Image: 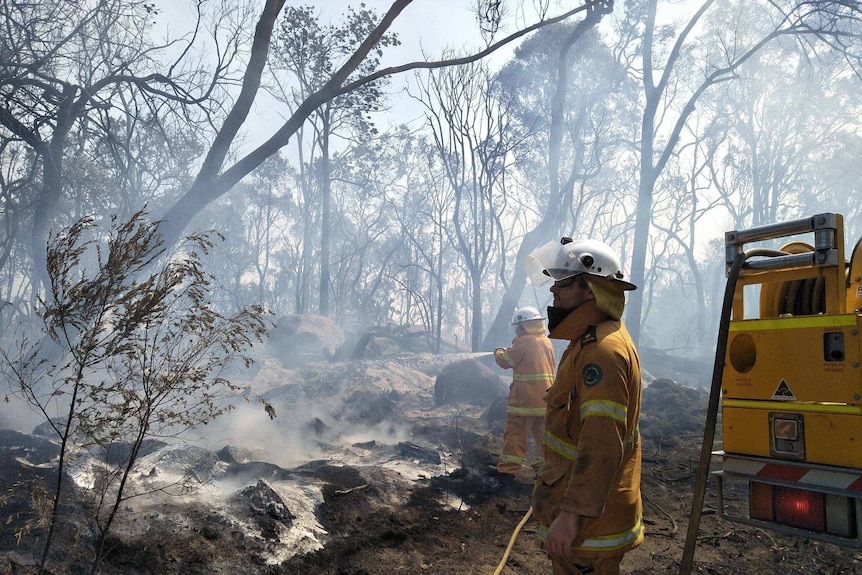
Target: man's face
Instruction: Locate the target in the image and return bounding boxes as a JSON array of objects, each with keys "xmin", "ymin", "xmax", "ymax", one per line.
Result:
[{"xmin": 550, "ymin": 275, "xmax": 594, "ymax": 310}]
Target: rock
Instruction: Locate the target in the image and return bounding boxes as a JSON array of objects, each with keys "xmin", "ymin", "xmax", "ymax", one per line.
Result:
[
  {"xmin": 96, "ymin": 439, "xmax": 167, "ymax": 465},
  {"xmin": 365, "ymin": 335, "xmax": 401, "ymax": 358},
  {"xmin": 306, "ymin": 417, "xmax": 329, "ymax": 436},
  {"xmin": 133, "ymin": 444, "xmax": 221, "ymax": 484},
  {"xmin": 639, "ymin": 347, "xmax": 714, "ymax": 389},
  {"xmin": 32, "ymin": 419, "xmax": 63, "ymax": 437},
  {"xmin": 349, "ymin": 326, "xmax": 435, "ymax": 359},
  {"xmin": 485, "ymin": 396, "xmax": 509, "ymax": 431},
  {"xmin": 396, "ymin": 441, "xmax": 441, "ymax": 465},
  {"xmin": 640, "ymin": 378, "xmax": 709, "ymax": 447},
  {"xmin": 236, "ymin": 479, "xmax": 295, "ymax": 524},
  {"xmin": 434, "ymin": 359, "xmax": 507, "ymax": 406},
  {"xmin": 217, "ymin": 445, "xmax": 266, "ymax": 465},
  {"xmin": 341, "ymin": 390, "xmax": 396, "ymax": 425},
  {"xmin": 267, "ymin": 314, "xmax": 345, "ymax": 368}
]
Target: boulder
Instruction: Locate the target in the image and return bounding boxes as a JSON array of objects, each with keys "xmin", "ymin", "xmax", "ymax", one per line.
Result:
[
  {"xmin": 133, "ymin": 444, "xmax": 221, "ymax": 484},
  {"xmin": 396, "ymin": 441, "xmax": 441, "ymax": 465},
  {"xmin": 32, "ymin": 418, "xmax": 64, "ymax": 438},
  {"xmin": 96, "ymin": 439, "xmax": 167, "ymax": 465},
  {"xmin": 235, "ymin": 479, "xmax": 295, "ymax": 524},
  {"xmin": 217, "ymin": 445, "xmax": 267, "ymax": 465},
  {"xmin": 434, "ymin": 359, "xmax": 507, "ymax": 407},
  {"xmin": 340, "ymin": 390, "xmax": 396, "ymax": 425},
  {"xmin": 267, "ymin": 314, "xmax": 345, "ymax": 368}
]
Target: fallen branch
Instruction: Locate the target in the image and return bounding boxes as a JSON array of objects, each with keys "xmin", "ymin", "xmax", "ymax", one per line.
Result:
[
  {"xmin": 334, "ymin": 484, "xmax": 368, "ymax": 496},
  {"xmin": 643, "ymin": 492, "xmax": 678, "ymax": 535}
]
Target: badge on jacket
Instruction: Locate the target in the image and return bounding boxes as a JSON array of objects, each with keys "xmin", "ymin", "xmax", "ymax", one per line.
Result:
[
  {"xmin": 583, "ymin": 363, "xmax": 603, "ymax": 387},
  {"xmin": 581, "ymin": 325, "xmax": 597, "ymax": 346}
]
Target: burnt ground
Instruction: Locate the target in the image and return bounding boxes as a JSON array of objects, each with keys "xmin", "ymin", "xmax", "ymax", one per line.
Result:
[
  {"xmin": 269, "ymin": 379, "xmax": 862, "ymax": 575},
  {"xmin": 3, "ymin": 367, "xmax": 862, "ymax": 574}
]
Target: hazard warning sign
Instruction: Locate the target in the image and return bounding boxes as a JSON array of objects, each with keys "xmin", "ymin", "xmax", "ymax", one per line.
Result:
[{"xmin": 771, "ymin": 379, "xmax": 796, "ymax": 401}]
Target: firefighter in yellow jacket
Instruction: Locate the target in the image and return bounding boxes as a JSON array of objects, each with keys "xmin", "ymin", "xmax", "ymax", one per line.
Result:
[
  {"xmin": 525, "ymin": 237, "xmax": 643, "ymax": 575},
  {"xmin": 492, "ymin": 306, "xmax": 556, "ymax": 477}
]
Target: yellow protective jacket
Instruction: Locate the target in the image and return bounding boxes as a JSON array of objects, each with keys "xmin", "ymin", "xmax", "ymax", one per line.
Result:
[
  {"xmin": 494, "ymin": 333, "xmax": 556, "ymax": 416},
  {"xmin": 532, "ymin": 299, "xmax": 643, "ymax": 557}
]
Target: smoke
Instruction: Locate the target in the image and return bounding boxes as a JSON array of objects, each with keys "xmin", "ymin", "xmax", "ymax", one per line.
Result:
[
  {"xmin": 211, "ymin": 402, "xmax": 323, "ymax": 468},
  {"xmin": 196, "ymin": 397, "xmax": 412, "ymax": 470},
  {"xmin": 0, "ymin": 393, "xmax": 44, "ymax": 434}
]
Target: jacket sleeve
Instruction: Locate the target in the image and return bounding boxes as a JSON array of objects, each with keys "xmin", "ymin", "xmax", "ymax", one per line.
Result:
[
  {"xmin": 495, "ymin": 336, "xmax": 523, "ymax": 369},
  {"xmin": 560, "ymin": 341, "xmax": 631, "ymax": 518}
]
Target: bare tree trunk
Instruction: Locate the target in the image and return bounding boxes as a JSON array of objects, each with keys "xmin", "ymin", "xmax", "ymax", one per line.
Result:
[
  {"xmin": 319, "ymin": 117, "xmax": 332, "ymax": 317},
  {"xmin": 482, "ymin": 3, "xmax": 612, "ymax": 349}
]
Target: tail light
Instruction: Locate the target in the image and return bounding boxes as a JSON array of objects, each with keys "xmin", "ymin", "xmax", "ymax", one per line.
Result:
[
  {"xmin": 749, "ymin": 481, "xmax": 856, "ymax": 538},
  {"xmin": 774, "ymin": 487, "xmax": 824, "ymax": 531}
]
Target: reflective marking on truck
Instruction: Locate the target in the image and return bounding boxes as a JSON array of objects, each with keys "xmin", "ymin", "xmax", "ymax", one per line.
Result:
[
  {"xmin": 723, "ymin": 455, "xmax": 862, "ymax": 492},
  {"xmin": 722, "ymin": 399, "xmax": 862, "ymax": 415},
  {"xmin": 728, "ymin": 315, "xmax": 857, "ymax": 331}
]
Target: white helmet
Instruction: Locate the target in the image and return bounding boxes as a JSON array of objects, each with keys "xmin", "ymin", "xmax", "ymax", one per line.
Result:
[
  {"xmin": 525, "ymin": 238, "xmax": 636, "ymax": 291},
  {"xmin": 510, "ymin": 305, "xmax": 545, "ymax": 325}
]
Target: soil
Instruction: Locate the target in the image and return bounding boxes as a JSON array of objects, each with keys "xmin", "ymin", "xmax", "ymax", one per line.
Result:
[{"xmin": 2, "ymin": 353, "xmax": 862, "ymax": 575}]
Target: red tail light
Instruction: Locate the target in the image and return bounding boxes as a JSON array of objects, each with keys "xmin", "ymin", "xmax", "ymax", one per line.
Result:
[{"xmin": 774, "ymin": 486, "xmax": 825, "ymax": 532}]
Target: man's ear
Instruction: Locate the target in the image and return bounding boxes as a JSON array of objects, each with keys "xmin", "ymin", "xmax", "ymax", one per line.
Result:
[{"xmin": 580, "ymin": 278, "xmax": 595, "ymax": 299}]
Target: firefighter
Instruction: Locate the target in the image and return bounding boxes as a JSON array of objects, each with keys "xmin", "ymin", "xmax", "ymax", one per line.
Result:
[
  {"xmin": 525, "ymin": 237, "xmax": 643, "ymax": 575},
  {"xmin": 492, "ymin": 306, "xmax": 556, "ymax": 479}
]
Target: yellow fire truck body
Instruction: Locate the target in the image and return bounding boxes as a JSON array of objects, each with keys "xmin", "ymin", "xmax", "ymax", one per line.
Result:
[{"xmin": 714, "ymin": 213, "xmax": 862, "ymax": 546}]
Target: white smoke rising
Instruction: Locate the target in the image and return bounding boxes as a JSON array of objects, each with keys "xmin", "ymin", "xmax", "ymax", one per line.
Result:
[{"xmin": 205, "ymin": 398, "xmax": 414, "ymax": 470}]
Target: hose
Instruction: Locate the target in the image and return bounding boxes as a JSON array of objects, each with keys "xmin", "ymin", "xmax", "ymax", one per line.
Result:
[{"xmin": 492, "ymin": 506, "xmax": 533, "ymax": 575}]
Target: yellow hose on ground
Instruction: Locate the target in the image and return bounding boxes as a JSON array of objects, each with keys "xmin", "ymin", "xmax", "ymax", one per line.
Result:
[{"xmin": 492, "ymin": 506, "xmax": 533, "ymax": 575}]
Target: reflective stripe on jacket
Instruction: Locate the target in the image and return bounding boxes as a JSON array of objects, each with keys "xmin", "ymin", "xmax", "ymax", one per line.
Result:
[
  {"xmin": 494, "ymin": 332, "xmax": 556, "ymax": 413},
  {"xmin": 532, "ymin": 299, "xmax": 643, "ymax": 558}
]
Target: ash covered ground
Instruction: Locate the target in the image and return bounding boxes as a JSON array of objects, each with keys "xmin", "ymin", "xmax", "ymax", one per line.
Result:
[{"xmin": 2, "ymin": 319, "xmax": 860, "ymax": 574}]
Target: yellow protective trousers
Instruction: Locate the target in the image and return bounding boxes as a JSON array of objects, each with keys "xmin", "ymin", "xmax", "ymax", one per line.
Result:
[{"xmin": 497, "ymin": 413, "xmax": 544, "ymax": 474}]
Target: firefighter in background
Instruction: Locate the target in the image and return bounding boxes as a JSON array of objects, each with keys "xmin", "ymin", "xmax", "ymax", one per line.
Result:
[
  {"xmin": 525, "ymin": 238, "xmax": 643, "ymax": 575},
  {"xmin": 492, "ymin": 306, "xmax": 556, "ymax": 479}
]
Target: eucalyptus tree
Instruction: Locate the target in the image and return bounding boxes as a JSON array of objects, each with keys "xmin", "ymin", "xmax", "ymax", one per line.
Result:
[
  {"xmin": 646, "ymin": 120, "xmax": 723, "ymax": 349},
  {"xmin": 388, "ymin": 136, "xmax": 457, "ymax": 353},
  {"xmin": 703, "ymin": 38, "xmax": 862, "ymax": 229},
  {"xmin": 0, "ymin": 0, "xmax": 622, "ymax": 318},
  {"xmin": 204, "ymin": 154, "xmax": 292, "ymax": 311},
  {"xmin": 241, "ymin": 153, "xmax": 292, "ymax": 308},
  {"xmin": 414, "ymin": 59, "xmax": 520, "ymax": 351},
  {"xmin": 327, "ymin": 132, "xmax": 409, "ymax": 327},
  {"xmin": 481, "ymin": 7, "xmax": 628, "ymax": 350},
  {"xmin": 269, "ymin": 4, "xmax": 398, "ymax": 318},
  {"xmin": 0, "ymin": 0, "xmax": 235, "ymax": 294},
  {"xmin": 154, "ymin": 0, "xmax": 622, "ymax": 282},
  {"xmin": 807, "ymin": 132, "xmax": 862, "ymax": 240},
  {"xmin": 0, "ymin": 139, "xmax": 34, "ymax": 320},
  {"xmin": 617, "ymin": 0, "xmax": 862, "ymax": 345},
  {"xmin": 273, "ymin": 161, "xmax": 319, "ymax": 315},
  {"xmin": 645, "ymin": 6, "xmax": 862, "ymax": 351}
]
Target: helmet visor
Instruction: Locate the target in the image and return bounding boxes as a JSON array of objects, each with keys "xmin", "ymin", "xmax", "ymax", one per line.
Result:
[{"xmin": 524, "ymin": 240, "xmax": 588, "ymax": 286}]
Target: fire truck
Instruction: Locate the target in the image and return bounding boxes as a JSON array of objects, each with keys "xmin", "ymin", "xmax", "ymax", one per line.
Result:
[{"xmin": 681, "ymin": 213, "xmax": 862, "ymax": 573}]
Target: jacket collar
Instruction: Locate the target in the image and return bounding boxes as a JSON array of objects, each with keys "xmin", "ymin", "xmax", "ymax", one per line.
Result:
[{"xmin": 547, "ymin": 299, "xmax": 609, "ymax": 341}]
